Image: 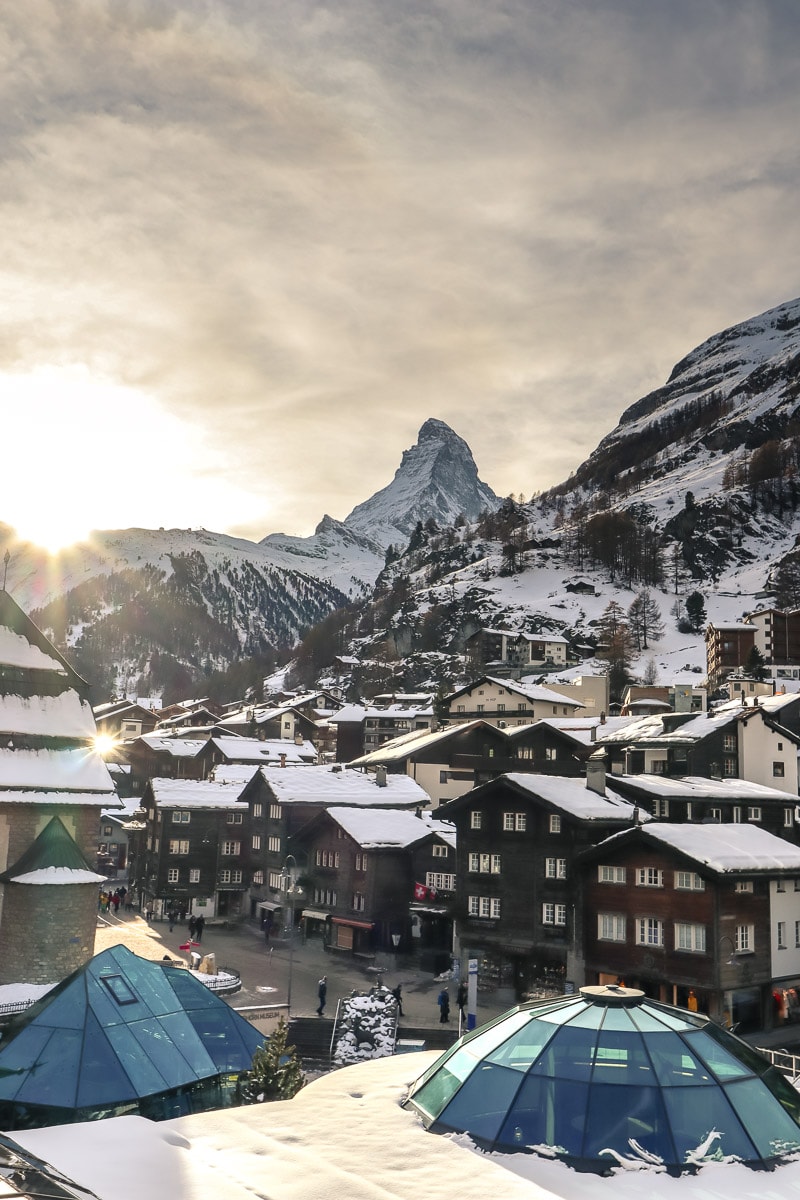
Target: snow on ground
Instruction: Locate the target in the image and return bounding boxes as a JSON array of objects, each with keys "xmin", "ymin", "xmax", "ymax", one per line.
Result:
[{"xmin": 14, "ymin": 1052, "xmax": 800, "ymax": 1200}]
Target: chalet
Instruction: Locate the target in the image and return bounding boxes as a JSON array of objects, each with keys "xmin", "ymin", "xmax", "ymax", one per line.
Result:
[
  {"xmin": 0, "ymin": 588, "xmax": 120, "ymax": 986},
  {"xmin": 465, "ymin": 628, "xmax": 569, "ymax": 672},
  {"xmin": 580, "ymin": 822, "xmax": 800, "ymax": 1033},
  {"xmin": 606, "ymin": 772, "xmax": 800, "ymax": 838},
  {"xmin": 362, "ymin": 695, "xmax": 436, "ymax": 753},
  {"xmin": 136, "ymin": 777, "xmax": 250, "ymax": 922},
  {"xmin": 445, "ymin": 676, "xmax": 584, "ymax": 728},
  {"xmin": 124, "ymin": 735, "xmax": 208, "ymax": 788},
  {"xmin": 194, "ymin": 735, "xmax": 318, "ymax": 777},
  {"xmin": 436, "ymin": 766, "xmax": 640, "ymax": 1004},
  {"xmin": 291, "ymin": 807, "xmax": 456, "ymax": 962},
  {"xmin": 235, "ymin": 764, "xmax": 430, "ymax": 926},
  {"xmin": 93, "ymin": 698, "xmax": 160, "ymax": 741}
]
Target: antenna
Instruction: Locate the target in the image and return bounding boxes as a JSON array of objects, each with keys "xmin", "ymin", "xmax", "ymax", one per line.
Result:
[{"xmin": 2, "ymin": 549, "xmax": 9, "ymax": 591}]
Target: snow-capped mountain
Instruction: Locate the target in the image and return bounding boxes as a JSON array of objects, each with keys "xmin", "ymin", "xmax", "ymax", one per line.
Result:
[{"xmin": 259, "ymin": 418, "xmax": 500, "ymax": 582}]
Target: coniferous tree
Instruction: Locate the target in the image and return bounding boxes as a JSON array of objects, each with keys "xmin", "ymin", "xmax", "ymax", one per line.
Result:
[
  {"xmin": 684, "ymin": 591, "xmax": 707, "ymax": 633},
  {"xmin": 237, "ymin": 1018, "xmax": 305, "ymax": 1104}
]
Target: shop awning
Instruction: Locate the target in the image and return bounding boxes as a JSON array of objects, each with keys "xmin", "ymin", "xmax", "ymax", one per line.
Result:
[
  {"xmin": 302, "ymin": 909, "xmax": 330, "ymax": 922},
  {"xmin": 258, "ymin": 900, "xmax": 283, "ymax": 912},
  {"xmin": 331, "ymin": 917, "xmax": 374, "ymax": 930},
  {"xmin": 409, "ymin": 903, "xmax": 449, "ymax": 915}
]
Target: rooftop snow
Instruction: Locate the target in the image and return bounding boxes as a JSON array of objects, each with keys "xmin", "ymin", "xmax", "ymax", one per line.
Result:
[
  {"xmin": 0, "ymin": 691, "xmax": 97, "ymax": 738},
  {"xmin": 260, "ymin": 764, "xmax": 429, "ymax": 807},
  {"xmin": 613, "ymin": 773, "xmax": 799, "ymax": 802},
  {"xmin": 147, "ymin": 778, "xmax": 248, "ymax": 808},
  {"xmin": 0, "ymin": 747, "xmax": 116, "ymax": 794},
  {"xmin": 630, "ymin": 821, "xmax": 800, "ymax": 873},
  {"xmin": 502, "ymin": 773, "xmax": 642, "ymax": 821},
  {"xmin": 0, "ymin": 625, "xmax": 67, "ymax": 673},
  {"xmin": 324, "ymin": 806, "xmax": 456, "ymax": 849}
]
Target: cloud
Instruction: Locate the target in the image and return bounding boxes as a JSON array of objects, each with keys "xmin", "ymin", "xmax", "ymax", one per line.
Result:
[{"xmin": 1, "ymin": 0, "xmax": 799, "ymax": 539}]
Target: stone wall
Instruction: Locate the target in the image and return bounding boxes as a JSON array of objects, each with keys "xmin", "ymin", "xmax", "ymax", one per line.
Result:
[{"xmin": 0, "ymin": 882, "xmax": 98, "ymax": 985}]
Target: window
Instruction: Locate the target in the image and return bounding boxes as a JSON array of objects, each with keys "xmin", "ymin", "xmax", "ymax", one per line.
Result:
[
  {"xmin": 777, "ymin": 879, "xmax": 786, "ymax": 893},
  {"xmin": 227, "ymin": 812, "xmax": 243, "ymax": 825},
  {"xmin": 270, "ymin": 804, "xmax": 281, "ymax": 819},
  {"xmin": 549, "ymin": 814, "xmax": 562, "ymax": 834},
  {"xmin": 517, "ymin": 703, "xmax": 527, "ymax": 712},
  {"xmin": 432, "ymin": 844, "xmax": 449, "ymax": 858},
  {"xmin": 723, "ymin": 733, "xmax": 736, "ymax": 752},
  {"xmin": 637, "ymin": 918, "xmax": 664, "ymax": 946},
  {"xmin": 723, "ymin": 758, "xmax": 737, "ymax": 777},
  {"xmin": 221, "ymin": 840, "xmax": 241, "ymax": 856},
  {"xmin": 468, "ymin": 896, "xmax": 501, "ymax": 918},
  {"xmin": 352, "ymin": 893, "xmax": 365, "ymax": 911},
  {"xmin": 102, "ymin": 825, "xmax": 113, "ymax": 836},
  {"xmin": 599, "ymin": 865, "xmax": 626, "ymax": 884},
  {"xmin": 427, "ymin": 872, "xmax": 456, "ymax": 891},
  {"xmin": 708, "ymin": 807, "xmax": 722, "ymax": 821},
  {"xmin": 219, "ymin": 869, "xmax": 243, "ymax": 884},
  {"xmin": 653, "ymin": 798, "xmax": 670, "ymax": 818},
  {"xmin": 268, "ymin": 836, "xmax": 281, "ymax": 853},
  {"xmin": 786, "ymin": 809, "xmax": 795, "ymax": 828},
  {"xmin": 497, "ymin": 703, "xmax": 505, "ymax": 712},
  {"xmin": 675, "ymin": 871, "xmax": 705, "ymax": 891},
  {"xmin": 439, "ymin": 770, "xmax": 448, "ymax": 784},
  {"xmin": 252, "ymin": 870, "xmax": 263, "ymax": 885},
  {"xmin": 252, "ymin": 803, "xmax": 263, "ymax": 818},
  {"xmin": 252, "ymin": 834, "xmax": 261, "ymax": 850},
  {"xmin": 470, "ymin": 811, "xmax": 483, "ymax": 830},
  {"xmin": 314, "ymin": 850, "xmax": 340, "ymax": 867},
  {"xmin": 476, "ymin": 704, "xmax": 484, "ymax": 713},
  {"xmin": 189, "ymin": 868, "xmax": 200, "ymax": 883},
  {"xmin": 636, "ymin": 867, "xmax": 663, "ymax": 887},
  {"xmin": 172, "ymin": 812, "xmax": 190, "ymax": 824},
  {"xmin": 167, "ymin": 868, "xmax": 179, "ymax": 883},
  {"xmin": 598, "ymin": 913, "xmax": 625, "ymax": 941},
  {"xmin": 469, "ymin": 853, "xmax": 501, "ymax": 874},
  {"xmin": 675, "ymin": 922, "xmax": 706, "ymax": 952},
  {"xmin": 747, "ymin": 806, "xmax": 762, "ymax": 822},
  {"xmin": 456, "ymin": 705, "xmax": 465, "ymax": 713},
  {"xmin": 774, "ymin": 762, "xmax": 785, "ymax": 778},
  {"xmin": 502, "ymin": 812, "xmax": 527, "ymax": 831},
  {"xmin": 735, "ymin": 924, "xmax": 754, "ymax": 953},
  {"xmin": 268, "ymin": 870, "xmax": 283, "ymax": 889},
  {"xmin": 545, "ymin": 746, "xmax": 558, "ymax": 761},
  {"xmin": 545, "ymin": 857, "xmax": 567, "ymax": 879},
  {"xmin": 355, "ymin": 852, "xmax": 368, "ymax": 871},
  {"xmin": 732, "ymin": 806, "xmax": 742, "ymax": 823},
  {"xmin": 314, "ymin": 888, "xmax": 337, "ymax": 906},
  {"xmin": 778, "ymin": 921, "xmax": 787, "ymax": 949},
  {"xmin": 685, "ymin": 802, "xmax": 694, "ymax": 821},
  {"xmin": 735, "ymin": 880, "xmax": 753, "ymax": 893},
  {"xmin": 169, "ymin": 839, "xmax": 189, "ymax": 855},
  {"xmin": 542, "ymin": 903, "xmax": 567, "ymax": 926}
]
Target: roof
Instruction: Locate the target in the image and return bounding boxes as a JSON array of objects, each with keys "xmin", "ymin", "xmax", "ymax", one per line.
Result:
[
  {"xmin": 0, "ymin": 690, "xmax": 97, "ymax": 738},
  {"xmin": 439, "ymin": 773, "xmax": 641, "ymax": 823},
  {"xmin": 350, "ymin": 720, "xmax": 492, "ymax": 765},
  {"xmin": 449, "ymin": 676, "xmax": 585, "ymax": 708},
  {"xmin": 0, "ymin": 816, "xmax": 104, "ymax": 885},
  {"xmin": 610, "ymin": 773, "xmax": 799, "ymax": 802},
  {"xmin": 206, "ymin": 736, "xmax": 317, "ymax": 763},
  {"xmin": 322, "ymin": 807, "xmax": 456, "ymax": 850},
  {"xmin": 597, "ymin": 821, "xmax": 800, "ymax": 875},
  {"xmin": 146, "ymin": 778, "xmax": 248, "ymax": 808},
  {"xmin": 259, "ymin": 764, "xmax": 429, "ymax": 807},
  {"xmin": 132, "ymin": 736, "xmax": 207, "ymax": 757}
]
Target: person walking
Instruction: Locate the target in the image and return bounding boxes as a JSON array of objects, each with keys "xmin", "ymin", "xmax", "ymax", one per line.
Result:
[
  {"xmin": 317, "ymin": 975, "xmax": 328, "ymax": 1016},
  {"xmin": 456, "ymin": 980, "xmax": 467, "ymax": 1022},
  {"xmin": 188, "ymin": 915, "xmax": 197, "ymax": 939},
  {"xmin": 437, "ymin": 987, "xmax": 450, "ymax": 1023},
  {"xmin": 195, "ymin": 914, "xmax": 205, "ymax": 942},
  {"xmin": 391, "ymin": 983, "xmax": 404, "ymax": 1016}
]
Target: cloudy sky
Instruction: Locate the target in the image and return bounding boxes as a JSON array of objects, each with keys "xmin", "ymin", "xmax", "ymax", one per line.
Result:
[{"xmin": 2, "ymin": 0, "xmax": 799, "ymax": 549}]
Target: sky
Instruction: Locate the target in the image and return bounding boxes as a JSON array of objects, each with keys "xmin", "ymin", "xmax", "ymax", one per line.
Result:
[{"xmin": 2, "ymin": 0, "xmax": 800, "ymax": 551}]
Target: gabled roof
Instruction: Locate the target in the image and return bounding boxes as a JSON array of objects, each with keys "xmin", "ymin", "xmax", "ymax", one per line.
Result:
[
  {"xmin": 588, "ymin": 821, "xmax": 800, "ymax": 876},
  {"xmin": 448, "ymin": 676, "xmax": 584, "ymax": 709},
  {"xmin": 307, "ymin": 806, "xmax": 456, "ymax": 851},
  {"xmin": 349, "ymin": 720, "xmax": 497, "ymax": 766},
  {"xmin": 608, "ymin": 773, "xmax": 799, "ymax": 803},
  {"xmin": 438, "ymin": 772, "xmax": 641, "ymax": 823},
  {"xmin": 257, "ymin": 764, "xmax": 429, "ymax": 808},
  {"xmin": 0, "ymin": 590, "xmax": 83, "ymax": 687},
  {"xmin": 144, "ymin": 778, "xmax": 247, "ymax": 809}
]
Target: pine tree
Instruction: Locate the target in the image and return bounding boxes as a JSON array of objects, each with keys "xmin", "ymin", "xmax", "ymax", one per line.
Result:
[
  {"xmin": 685, "ymin": 591, "xmax": 707, "ymax": 634},
  {"xmin": 237, "ymin": 1018, "xmax": 306, "ymax": 1104}
]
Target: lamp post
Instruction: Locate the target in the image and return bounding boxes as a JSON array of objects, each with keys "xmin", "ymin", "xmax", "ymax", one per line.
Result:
[{"xmin": 282, "ymin": 855, "xmax": 304, "ymax": 1018}]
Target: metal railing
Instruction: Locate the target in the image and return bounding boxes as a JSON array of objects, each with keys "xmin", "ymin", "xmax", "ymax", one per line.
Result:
[{"xmin": 757, "ymin": 1046, "xmax": 800, "ymax": 1081}]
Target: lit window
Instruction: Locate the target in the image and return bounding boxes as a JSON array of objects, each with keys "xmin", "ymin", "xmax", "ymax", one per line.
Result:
[
  {"xmin": 268, "ymin": 837, "xmax": 281, "ymax": 853},
  {"xmin": 252, "ymin": 834, "xmax": 261, "ymax": 850}
]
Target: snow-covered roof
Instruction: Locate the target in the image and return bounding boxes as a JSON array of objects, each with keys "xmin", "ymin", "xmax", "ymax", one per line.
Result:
[
  {"xmin": 351, "ymin": 721, "xmax": 487, "ymax": 765},
  {"xmin": 147, "ymin": 778, "xmax": 248, "ymax": 808},
  {"xmin": 464, "ymin": 676, "xmax": 585, "ymax": 708},
  {"xmin": 0, "ymin": 624, "xmax": 67, "ymax": 673},
  {"xmin": 612, "ymin": 773, "xmax": 799, "ymax": 802},
  {"xmin": 327, "ymin": 704, "xmax": 368, "ymax": 724},
  {"xmin": 208, "ymin": 736, "xmax": 317, "ymax": 763},
  {"xmin": 0, "ymin": 691, "xmax": 97, "ymax": 738},
  {"xmin": 323, "ymin": 806, "xmax": 456, "ymax": 850},
  {"xmin": 11, "ymin": 865, "xmax": 106, "ymax": 885},
  {"xmin": 500, "ymin": 773, "xmax": 642, "ymax": 821},
  {"xmin": 134, "ymin": 736, "xmax": 207, "ymax": 757},
  {"xmin": 259, "ymin": 764, "xmax": 429, "ymax": 807},
  {"xmin": 0, "ymin": 747, "xmax": 117, "ymax": 796},
  {"xmin": 615, "ymin": 821, "xmax": 800, "ymax": 874}
]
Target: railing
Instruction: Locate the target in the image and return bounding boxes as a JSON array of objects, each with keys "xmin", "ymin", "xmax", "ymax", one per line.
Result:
[{"xmin": 757, "ymin": 1046, "xmax": 800, "ymax": 1081}]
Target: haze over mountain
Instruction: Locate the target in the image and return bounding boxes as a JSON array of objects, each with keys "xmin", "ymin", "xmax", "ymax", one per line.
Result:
[{"xmin": 3, "ymin": 294, "xmax": 800, "ymax": 704}]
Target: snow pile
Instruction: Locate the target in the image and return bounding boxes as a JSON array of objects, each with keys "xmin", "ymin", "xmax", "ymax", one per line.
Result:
[{"xmin": 332, "ymin": 987, "xmax": 399, "ymax": 1065}]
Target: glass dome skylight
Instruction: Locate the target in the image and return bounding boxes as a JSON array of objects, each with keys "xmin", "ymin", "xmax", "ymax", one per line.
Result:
[{"xmin": 403, "ymin": 985, "xmax": 800, "ymax": 1173}]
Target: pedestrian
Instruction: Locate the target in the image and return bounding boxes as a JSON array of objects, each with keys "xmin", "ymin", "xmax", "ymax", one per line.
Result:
[
  {"xmin": 456, "ymin": 980, "xmax": 467, "ymax": 1021},
  {"xmin": 317, "ymin": 975, "xmax": 328, "ymax": 1016},
  {"xmin": 168, "ymin": 908, "xmax": 175, "ymax": 932},
  {"xmin": 437, "ymin": 987, "xmax": 450, "ymax": 1024},
  {"xmin": 188, "ymin": 915, "xmax": 197, "ymax": 939},
  {"xmin": 111, "ymin": 891, "xmax": 120, "ymax": 915},
  {"xmin": 195, "ymin": 914, "xmax": 205, "ymax": 942},
  {"xmin": 391, "ymin": 984, "xmax": 404, "ymax": 1016}
]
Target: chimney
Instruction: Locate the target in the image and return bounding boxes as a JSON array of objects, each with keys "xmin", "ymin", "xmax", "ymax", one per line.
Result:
[
  {"xmin": 375, "ymin": 765, "xmax": 387, "ymax": 787},
  {"xmin": 295, "ymin": 733, "xmax": 304, "ymax": 745},
  {"xmin": 585, "ymin": 748, "xmax": 606, "ymax": 796}
]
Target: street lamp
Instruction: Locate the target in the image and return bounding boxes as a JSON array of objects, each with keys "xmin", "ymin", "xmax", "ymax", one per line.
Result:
[{"xmin": 282, "ymin": 855, "xmax": 304, "ymax": 1018}]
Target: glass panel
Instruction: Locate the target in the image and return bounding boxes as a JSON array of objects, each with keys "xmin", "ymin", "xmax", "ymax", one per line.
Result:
[
  {"xmin": 538, "ymin": 999, "xmax": 587, "ymax": 1025},
  {"xmin": 589, "ymin": 1032, "xmax": 654, "ymax": 1085},
  {"xmin": 413, "ymin": 1066, "xmax": 466, "ymax": 1121},
  {"xmin": 683, "ymin": 1031, "xmax": 754, "ymax": 1081},
  {"xmin": 725, "ymin": 1078, "xmax": 800, "ymax": 1159},
  {"xmin": 160, "ymin": 1012, "xmax": 221, "ymax": 1074},
  {"xmin": 629, "ymin": 1007, "xmax": 678, "ymax": 1033},
  {"xmin": 485, "ymin": 1019, "xmax": 557, "ymax": 1072},
  {"xmin": 85, "ymin": 970, "xmax": 136, "ymax": 1027},
  {"xmin": 76, "ymin": 1010, "xmax": 138, "ymax": 1107},
  {"xmin": 0, "ymin": 1026, "xmax": 52, "ymax": 1100},
  {"xmin": 17, "ymin": 1028, "xmax": 82, "ymax": 1108},
  {"xmin": 599, "ymin": 1006, "xmax": 639, "ymax": 1033},
  {"xmin": 105, "ymin": 1023, "xmax": 172, "ymax": 1095},
  {"xmin": 638, "ymin": 1002, "xmax": 699, "ymax": 1031},
  {"xmin": 696, "ymin": 1022, "xmax": 774, "ymax": 1077},
  {"xmin": 458, "ymin": 1010, "xmax": 536, "ymax": 1060},
  {"xmin": 761, "ymin": 1066, "xmax": 800, "ymax": 1125},
  {"xmin": 583, "ymin": 1083, "xmax": 673, "ymax": 1163},
  {"xmin": 126, "ymin": 1017, "xmax": 203, "ymax": 1089},
  {"xmin": 662, "ymin": 1085, "xmax": 756, "ymax": 1163},
  {"xmin": 499, "ymin": 1076, "xmax": 588, "ymax": 1156},
  {"xmin": 438, "ymin": 1063, "xmax": 523, "ymax": 1141},
  {"xmin": 531, "ymin": 1026, "xmax": 599, "ymax": 1080},
  {"xmin": 565, "ymin": 1004, "xmax": 606, "ymax": 1030},
  {"xmin": 34, "ymin": 984, "xmax": 86, "ymax": 1030},
  {"xmin": 646, "ymin": 1033, "xmax": 712, "ymax": 1087},
  {"xmin": 190, "ymin": 1011, "xmax": 255, "ymax": 1072},
  {"xmin": 166, "ymin": 969, "xmax": 219, "ymax": 1011}
]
